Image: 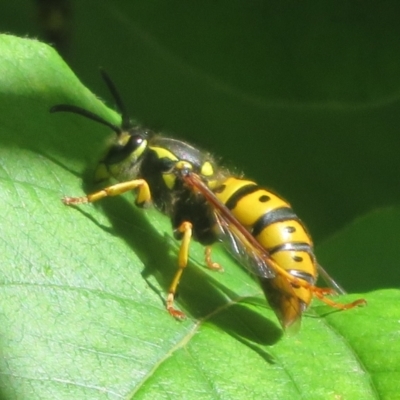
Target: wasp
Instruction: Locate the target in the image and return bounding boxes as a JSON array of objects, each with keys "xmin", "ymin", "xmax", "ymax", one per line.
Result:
[{"xmin": 51, "ymin": 70, "xmax": 366, "ymax": 331}]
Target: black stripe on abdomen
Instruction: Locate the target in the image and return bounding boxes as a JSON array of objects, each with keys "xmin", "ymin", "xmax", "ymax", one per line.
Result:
[
  {"xmin": 252, "ymin": 207, "xmax": 299, "ymax": 237},
  {"xmin": 224, "ymin": 183, "xmax": 259, "ymax": 210}
]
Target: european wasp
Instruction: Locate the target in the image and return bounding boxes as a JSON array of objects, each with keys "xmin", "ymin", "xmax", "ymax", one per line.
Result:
[{"xmin": 51, "ymin": 70, "xmax": 366, "ymax": 331}]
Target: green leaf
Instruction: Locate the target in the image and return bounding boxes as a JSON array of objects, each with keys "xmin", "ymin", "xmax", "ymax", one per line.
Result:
[{"xmin": 1, "ymin": 34, "xmax": 399, "ymax": 400}]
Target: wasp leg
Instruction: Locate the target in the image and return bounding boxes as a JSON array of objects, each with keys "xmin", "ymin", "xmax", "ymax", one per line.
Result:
[
  {"xmin": 167, "ymin": 221, "xmax": 193, "ymax": 319},
  {"xmin": 315, "ymin": 287, "xmax": 337, "ymax": 296},
  {"xmin": 62, "ymin": 179, "xmax": 151, "ymax": 206},
  {"xmin": 204, "ymin": 247, "xmax": 224, "ymax": 271},
  {"xmin": 271, "ymin": 265, "xmax": 367, "ymax": 311},
  {"xmin": 312, "ymin": 289, "xmax": 367, "ymax": 310}
]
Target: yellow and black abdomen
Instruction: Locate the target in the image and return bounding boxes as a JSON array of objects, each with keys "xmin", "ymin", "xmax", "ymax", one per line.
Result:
[{"xmin": 214, "ymin": 177, "xmax": 317, "ymax": 309}]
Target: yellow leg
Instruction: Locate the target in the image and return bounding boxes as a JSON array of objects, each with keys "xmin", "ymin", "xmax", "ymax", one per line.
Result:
[
  {"xmin": 204, "ymin": 247, "xmax": 224, "ymax": 271},
  {"xmin": 316, "ymin": 287, "xmax": 337, "ymax": 296},
  {"xmin": 167, "ymin": 221, "xmax": 193, "ymax": 319},
  {"xmin": 313, "ymin": 289, "xmax": 367, "ymax": 310},
  {"xmin": 62, "ymin": 179, "xmax": 151, "ymax": 206}
]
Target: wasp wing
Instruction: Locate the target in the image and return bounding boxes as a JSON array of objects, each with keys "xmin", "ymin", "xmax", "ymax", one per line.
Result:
[
  {"xmin": 317, "ymin": 263, "xmax": 347, "ymax": 295},
  {"xmin": 183, "ymin": 172, "xmax": 280, "ymax": 278},
  {"xmin": 213, "ymin": 212, "xmax": 276, "ymax": 279},
  {"xmin": 182, "ymin": 172, "xmax": 303, "ymax": 330}
]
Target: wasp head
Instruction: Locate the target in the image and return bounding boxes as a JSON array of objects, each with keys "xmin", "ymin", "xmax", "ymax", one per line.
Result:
[{"xmin": 50, "ymin": 69, "xmax": 153, "ymax": 182}]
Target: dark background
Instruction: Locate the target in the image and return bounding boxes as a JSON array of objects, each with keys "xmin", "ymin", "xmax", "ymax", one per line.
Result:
[{"xmin": 3, "ymin": 0, "xmax": 400, "ymax": 243}]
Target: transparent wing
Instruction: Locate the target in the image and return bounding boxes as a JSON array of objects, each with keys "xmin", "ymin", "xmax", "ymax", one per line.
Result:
[
  {"xmin": 213, "ymin": 212, "xmax": 276, "ymax": 279},
  {"xmin": 317, "ymin": 263, "xmax": 347, "ymax": 295},
  {"xmin": 182, "ymin": 172, "xmax": 280, "ymax": 278},
  {"xmin": 181, "ymin": 171, "xmax": 303, "ymax": 329}
]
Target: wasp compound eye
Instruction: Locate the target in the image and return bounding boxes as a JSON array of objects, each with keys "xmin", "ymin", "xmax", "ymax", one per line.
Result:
[{"xmin": 104, "ymin": 134, "xmax": 147, "ymax": 165}]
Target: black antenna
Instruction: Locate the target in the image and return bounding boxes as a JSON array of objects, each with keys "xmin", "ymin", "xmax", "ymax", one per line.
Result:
[
  {"xmin": 99, "ymin": 68, "xmax": 131, "ymax": 131},
  {"xmin": 50, "ymin": 69, "xmax": 134, "ymax": 136},
  {"xmin": 50, "ymin": 104, "xmax": 122, "ymax": 135}
]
